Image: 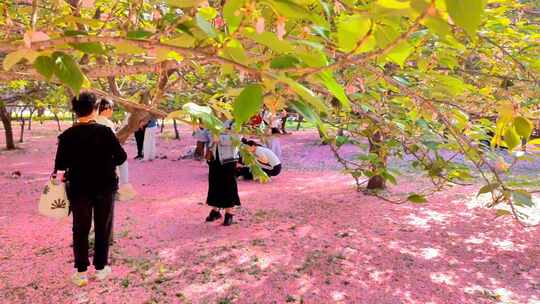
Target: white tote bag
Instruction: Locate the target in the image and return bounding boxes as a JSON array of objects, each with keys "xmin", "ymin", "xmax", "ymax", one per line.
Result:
[{"xmin": 38, "ymin": 179, "xmax": 69, "ymax": 219}]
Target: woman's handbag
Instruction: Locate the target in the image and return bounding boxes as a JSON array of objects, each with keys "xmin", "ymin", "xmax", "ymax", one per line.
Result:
[{"xmin": 38, "ymin": 177, "xmax": 69, "ymax": 219}]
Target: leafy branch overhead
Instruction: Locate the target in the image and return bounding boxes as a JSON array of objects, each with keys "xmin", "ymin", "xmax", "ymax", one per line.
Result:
[{"xmin": 0, "ymin": 0, "xmax": 539, "ymax": 225}]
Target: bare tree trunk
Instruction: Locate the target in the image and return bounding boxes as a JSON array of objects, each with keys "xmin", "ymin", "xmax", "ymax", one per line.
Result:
[
  {"xmin": 366, "ymin": 132, "xmax": 386, "ymax": 190},
  {"xmin": 28, "ymin": 109, "xmax": 35, "ymax": 130},
  {"xmin": 116, "ymin": 90, "xmax": 152, "ymax": 144},
  {"xmin": 53, "ymin": 112, "xmax": 62, "ymax": 131},
  {"xmin": 173, "ymin": 119, "xmax": 180, "ymax": 140},
  {"xmin": 296, "ymin": 115, "xmax": 304, "ymax": 131},
  {"xmin": 19, "ymin": 118, "xmax": 25, "ymax": 143},
  {"xmin": 38, "ymin": 107, "xmax": 45, "ymax": 124},
  {"xmin": 0, "ymin": 103, "xmax": 15, "ymax": 150},
  {"xmin": 160, "ymin": 118, "xmax": 165, "ymax": 133}
]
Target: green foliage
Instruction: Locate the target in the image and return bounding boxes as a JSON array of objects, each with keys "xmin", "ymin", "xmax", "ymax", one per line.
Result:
[
  {"xmin": 444, "ymin": 0, "xmax": 486, "ymax": 37},
  {"xmin": 0, "ymin": 0, "xmax": 538, "ymax": 224},
  {"xmin": 232, "ymin": 84, "xmax": 263, "ymax": 125}
]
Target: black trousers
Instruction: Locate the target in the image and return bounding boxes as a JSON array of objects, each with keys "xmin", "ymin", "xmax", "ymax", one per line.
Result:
[
  {"xmin": 237, "ymin": 164, "xmax": 282, "ymax": 180},
  {"xmin": 134, "ymin": 127, "xmax": 145, "ymax": 157},
  {"xmin": 71, "ymin": 192, "xmax": 115, "ymax": 272}
]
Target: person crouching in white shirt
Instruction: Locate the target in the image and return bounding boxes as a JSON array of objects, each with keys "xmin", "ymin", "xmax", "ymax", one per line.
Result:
[{"xmin": 238, "ymin": 140, "xmax": 282, "ymax": 180}]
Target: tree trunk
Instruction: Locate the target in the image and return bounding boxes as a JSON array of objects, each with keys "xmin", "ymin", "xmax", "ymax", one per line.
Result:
[
  {"xmin": 366, "ymin": 132, "xmax": 386, "ymax": 190},
  {"xmin": 117, "ymin": 109, "xmax": 151, "ymax": 144},
  {"xmin": 19, "ymin": 118, "xmax": 25, "ymax": 143},
  {"xmin": 173, "ymin": 119, "xmax": 180, "ymax": 140},
  {"xmin": 53, "ymin": 112, "xmax": 62, "ymax": 131},
  {"xmin": 296, "ymin": 115, "xmax": 304, "ymax": 131},
  {"xmin": 28, "ymin": 109, "xmax": 34, "ymax": 130},
  {"xmin": 160, "ymin": 118, "xmax": 165, "ymax": 133},
  {"xmin": 38, "ymin": 107, "xmax": 45, "ymax": 124},
  {"xmin": 0, "ymin": 103, "xmax": 15, "ymax": 150}
]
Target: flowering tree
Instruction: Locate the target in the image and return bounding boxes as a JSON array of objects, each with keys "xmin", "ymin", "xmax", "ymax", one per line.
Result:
[{"xmin": 0, "ymin": 0, "xmax": 539, "ymax": 224}]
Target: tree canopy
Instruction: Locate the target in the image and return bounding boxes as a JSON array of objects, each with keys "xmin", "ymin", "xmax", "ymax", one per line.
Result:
[{"xmin": 1, "ymin": 0, "xmax": 539, "ymax": 225}]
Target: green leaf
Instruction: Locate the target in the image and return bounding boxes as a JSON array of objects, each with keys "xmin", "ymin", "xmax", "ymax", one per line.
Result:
[
  {"xmin": 503, "ymin": 127, "xmax": 521, "ymax": 150},
  {"xmin": 64, "ymin": 30, "xmax": 88, "ymax": 36},
  {"xmin": 267, "ymin": 0, "xmax": 327, "ymax": 26},
  {"xmin": 223, "ymin": 0, "xmax": 245, "ymax": 33},
  {"xmin": 296, "ymin": 50, "xmax": 328, "ymax": 67},
  {"xmin": 243, "ymin": 29, "xmax": 295, "ymax": 54},
  {"xmin": 70, "ymin": 42, "xmax": 106, "ymax": 54},
  {"xmin": 289, "ymin": 99, "xmax": 319, "ymax": 123},
  {"xmin": 126, "ymin": 30, "xmax": 153, "ymax": 40},
  {"xmin": 198, "ymin": 7, "xmax": 217, "ymax": 20},
  {"xmin": 3, "ymin": 50, "xmax": 26, "ymax": 71},
  {"xmin": 477, "ymin": 183, "xmax": 500, "ymax": 196},
  {"xmin": 337, "ymin": 15, "xmax": 371, "ymax": 52},
  {"xmin": 386, "ymin": 41, "xmax": 414, "ymax": 67},
  {"xmin": 513, "ymin": 117, "xmax": 533, "ymax": 139},
  {"xmin": 51, "ymin": 52, "xmax": 84, "ymax": 95},
  {"xmin": 167, "ymin": 0, "xmax": 201, "ymax": 8},
  {"xmin": 444, "ymin": 0, "xmax": 486, "ymax": 37},
  {"xmin": 336, "ymin": 135, "xmax": 349, "ymax": 147},
  {"xmin": 316, "ymin": 71, "xmax": 351, "ymax": 112},
  {"xmin": 163, "ymin": 35, "xmax": 196, "ymax": 48},
  {"xmin": 33, "ymin": 56, "xmax": 55, "ymax": 80},
  {"xmin": 407, "ymin": 194, "xmax": 427, "ymax": 204},
  {"xmin": 223, "ymin": 39, "xmax": 248, "ymax": 64},
  {"xmin": 175, "ymin": 103, "xmax": 224, "ymax": 132},
  {"xmin": 278, "ymin": 76, "xmax": 328, "ymax": 113},
  {"xmin": 423, "ymin": 16, "xmax": 451, "ymax": 38},
  {"xmin": 270, "ymin": 55, "xmax": 300, "ymax": 69},
  {"xmin": 195, "ymin": 13, "xmax": 217, "ymax": 38},
  {"xmin": 232, "ymin": 84, "xmax": 263, "ymax": 124},
  {"xmin": 511, "ymin": 190, "xmax": 534, "ymax": 207},
  {"xmin": 115, "ymin": 41, "xmax": 145, "ymax": 54}
]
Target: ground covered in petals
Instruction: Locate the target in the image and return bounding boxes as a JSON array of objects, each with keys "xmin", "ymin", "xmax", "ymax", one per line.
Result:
[{"xmin": 0, "ymin": 123, "xmax": 539, "ymax": 304}]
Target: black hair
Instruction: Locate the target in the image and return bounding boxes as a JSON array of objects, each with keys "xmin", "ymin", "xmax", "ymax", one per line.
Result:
[
  {"xmin": 98, "ymin": 98, "xmax": 114, "ymax": 114},
  {"xmin": 71, "ymin": 92, "xmax": 97, "ymax": 117},
  {"xmin": 244, "ymin": 139, "xmax": 262, "ymax": 147}
]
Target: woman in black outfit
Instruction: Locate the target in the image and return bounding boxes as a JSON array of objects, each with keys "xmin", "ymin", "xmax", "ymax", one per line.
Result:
[
  {"xmin": 54, "ymin": 92, "xmax": 127, "ymax": 286},
  {"xmin": 134, "ymin": 123, "xmax": 146, "ymax": 160},
  {"xmin": 205, "ymin": 121, "xmax": 240, "ymax": 226}
]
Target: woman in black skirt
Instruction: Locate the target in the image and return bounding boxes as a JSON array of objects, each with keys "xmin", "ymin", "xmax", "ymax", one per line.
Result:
[{"xmin": 205, "ymin": 122, "xmax": 240, "ymax": 226}]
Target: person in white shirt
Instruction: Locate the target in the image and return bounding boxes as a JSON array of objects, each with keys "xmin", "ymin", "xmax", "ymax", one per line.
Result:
[
  {"xmin": 263, "ymin": 110, "xmax": 282, "ymax": 134},
  {"xmin": 238, "ymin": 140, "xmax": 282, "ymax": 180},
  {"xmin": 263, "ymin": 127, "xmax": 282, "ymax": 160},
  {"xmin": 96, "ymin": 99, "xmax": 135, "ymax": 201}
]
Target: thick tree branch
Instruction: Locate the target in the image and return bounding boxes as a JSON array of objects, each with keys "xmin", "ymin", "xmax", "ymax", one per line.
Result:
[{"xmin": 0, "ymin": 60, "xmax": 185, "ymax": 81}]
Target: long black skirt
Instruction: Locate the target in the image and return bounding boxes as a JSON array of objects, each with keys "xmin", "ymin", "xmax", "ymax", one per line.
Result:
[{"xmin": 206, "ymin": 151, "xmax": 241, "ymax": 208}]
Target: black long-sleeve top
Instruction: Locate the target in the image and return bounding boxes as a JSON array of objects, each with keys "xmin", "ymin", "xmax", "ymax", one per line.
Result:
[{"xmin": 54, "ymin": 122, "xmax": 127, "ymax": 196}]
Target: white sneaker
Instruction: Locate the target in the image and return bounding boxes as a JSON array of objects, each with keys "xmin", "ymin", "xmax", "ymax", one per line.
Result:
[
  {"xmin": 71, "ymin": 271, "xmax": 88, "ymax": 287},
  {"xmin": 95, "ymin": 266, "xmax": 112, "ymax": 281}
]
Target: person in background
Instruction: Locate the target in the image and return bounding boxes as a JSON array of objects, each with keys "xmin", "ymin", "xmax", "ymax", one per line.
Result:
[
  {"xmin": 193, "ymin": 120, "xmax": 210, "ymax": 161},
  {"xmin": 263, "ymin": 126, "xmax": 282, "ymax": 161},
  {"xmin": 134, "ymin": 122, "xmax": 146, "ymax": 160},
  {"xmin": 263, "ymin": 110, "xmax": 282, "ymax": 135},
  {"xmin": 237, "ymin": 140, "xmax": 282, "ymax": 180},
  {"xmin": 143, "ymin": 117, "xmax": 158, "ymax": 161},
  {"xmin": 53, "ymin": 92, "xmax": 127, "ymax": 286},
  {"xmin": 205, "ymin": 120, "xmax": 240, "ymax": 226},
  {"xmin": 96, "ymin": 99, "xmax": 135, "ymax": 201},
  {"xmin": 95, "ymin": 99, "xmax": 116, "ymax": 130},
  {"xmin": 280, "ymin": 108, "xmax": 290, "ymax": 134}
]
